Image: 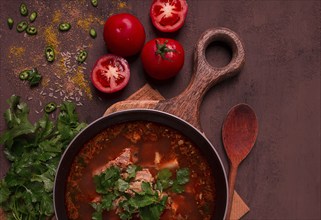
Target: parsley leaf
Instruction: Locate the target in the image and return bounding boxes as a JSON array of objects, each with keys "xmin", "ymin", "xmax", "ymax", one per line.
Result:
[
  {"xmin": 156, "ymin": 168, "xmax": 190, "ymax": 194},
  {"xmin": 139, "ymin": 195, "xmax": 168, "ymax": 220},
  {"xmin": 91, "ymin": 203, "xmax": 103, "ymax": 220},
  {"xmin": 141, "ymin": 182, "xmax": 154, "ymax": 195},
  {"xmin": 129, "ymin": 194, "xmax": 158, "ymax": 208},
  {"xmin": 126, "ymin": 164, "xmax": 141, "ymax": 180},
  {"xmin": 94, "ymin": 166, "xmax": 121, "ymax": 193},
  {"xmin": 172, "ymin": 168, "xmax": 190, "ymax": 193},
  {"xmin": 176, "ymin": 168, "xmax": 190, "ymax": 185},
  {"xmin": 0, "ymin": 95, "xmax": 86, "ymax": 219},
  {"xmin": 116, "ymin": 179, "xmax": 129, "ymax": 192},
  {"xmin": 156, "ymin": 168, "xmax": 173, "ymax": 191},
  {"xmin": 27, "ymin": 68, "xmax": 42, "ymax": 87}
]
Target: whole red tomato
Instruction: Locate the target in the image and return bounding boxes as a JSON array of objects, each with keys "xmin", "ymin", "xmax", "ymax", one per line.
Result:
[
  {"xmin": 150, "ymin": 0, "xmax": 188, "ymax": 32},
  {"xmin": 141, "ymin": 38, "xmax": 185, "ymax": 80},
  {"xmin": 91, "ymin": 54, "xmax": 130, "ymax": 93},
  {"xmin": 103, "ymin": 13, "xmax": 146, "ymax": 57}
]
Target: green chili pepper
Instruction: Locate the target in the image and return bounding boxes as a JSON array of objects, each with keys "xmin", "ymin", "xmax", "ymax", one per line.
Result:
[
  {"xmin": 45, "ymin": 46, "xmax": 55, "ymax": 62},
  {"xmin": 45, "ymin": 102, "xmax": 57, "ymax": 113},
  {"xmin": 7, "ymin": 18, "xmax": 14, "ymax": 30},
  {"xmin": 89, "ymin": 28, "xmax": 97, "ymax": 38},
  {"xmin": 59, "ymin": 22, "xmax": 71, "ymax": 32},
  {"xmin": 16, "ymin": 21, "xmax": 28, "ymax": 33},
  {"xmin": 91, "ymin": 0, "xmax": 98, "ymax": 7},
  {"xmin": 19, "ymin": 70, "xmax": 30, "ymax": 80},
  {"xmin": 20, "ymin": 3, "xmax": 28, "ymax": 16},
  {"xmin": 29, "ymin": 12, "xmax": 37, "ymax": 22},
  {"xmin": 76, "ymin": 50, "xmax": 88, "ymax": 63},
  {"xmin": 18, "ymin": 68, "xmax": 42, "ymax": 86},
  {"xmin": 26, "ymin": 26, "xmax": 37, "ymax": 35}
]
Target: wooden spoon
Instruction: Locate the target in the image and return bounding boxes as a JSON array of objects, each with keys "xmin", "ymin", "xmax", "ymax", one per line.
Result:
[{"xmin": 222, "ymin": 103, "xmax": 258, "ymax": 220}]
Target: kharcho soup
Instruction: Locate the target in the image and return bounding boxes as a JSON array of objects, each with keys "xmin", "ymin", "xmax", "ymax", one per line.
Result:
[{"xmin": 65, "ymin": 121, "xmax": 217, "ymax": 220}]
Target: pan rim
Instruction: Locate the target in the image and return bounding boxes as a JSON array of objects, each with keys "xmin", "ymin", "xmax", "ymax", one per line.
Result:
[{"xmin": 53, "ymin": 108, "xmax": 228, "ymax": 219}]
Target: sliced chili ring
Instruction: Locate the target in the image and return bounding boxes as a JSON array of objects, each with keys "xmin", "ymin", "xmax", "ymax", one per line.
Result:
[
  {"xmin": 16, "ymin": 21, "xmax": 28, "ymax": 33},
  {"xmin": 45, "ymin": 102, "xmax": 57, "ymax": 113},
  {"xmin": 91, "ymin": 0, "xmax": 98, "ymax": 7},
  {"xmin": 29, "ymin": 12, "xmax": 37, "ymax": 22},
  {"xmin": 19, "ymin": 70, "xmax": 30, "ymax": 80},
  {"xmin": 20, "ymin": 3, "xmax": 28, "ymax": 16},
  {"xmin": 26, "ymin": 26, "xmax": 37, "ymax": 35},
  {"xmin": 76, "ymin": 50, "xmax": 88, "ymax": 63},
  {"xmin": 7, "ymin": 18, "xmax": 14, "ymax": 29},
  {"xmin": 59, "ymin": 22, "xmax": 71, "ymax": 31},
  {"xmin": 45, "ymin": 46, "xmax": 55, "ymax": 62},
  {"xmin": 89, "ymin": 28, "xmax": 97, "ymax": 38}
]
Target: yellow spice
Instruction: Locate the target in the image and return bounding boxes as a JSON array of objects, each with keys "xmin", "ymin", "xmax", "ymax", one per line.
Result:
[
  {"xmin": 77, "ymin": 15, "xmax": 104, "ymax": 30},
  {"xmin": 118, "ymin": 1, "xmax": 127, "ymax": 9},
  {"xmin": 9, "ymin": 46, "xmax": 25, "ymax": 58},
  {"xmin": 52, "ymin": 11, "xmax": 62, "ymax": 24},
  {"xmin": 71, "ymin": 66, "xmax": 93, "ymax": 99},
  {"xmin": 44, "ymin": 26, "xmax": 59, "ymax": 49}
]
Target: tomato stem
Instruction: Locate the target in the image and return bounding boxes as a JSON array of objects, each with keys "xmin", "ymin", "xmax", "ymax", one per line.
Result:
[{"xmin": 155, "ymin": 40, "xmax": 176, "ymax": 61}]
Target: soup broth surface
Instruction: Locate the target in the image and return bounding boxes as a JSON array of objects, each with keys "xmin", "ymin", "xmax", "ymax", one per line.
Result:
[{"xmin": 66, "ymin": 121, "xmax": 216, "ymax": 220}]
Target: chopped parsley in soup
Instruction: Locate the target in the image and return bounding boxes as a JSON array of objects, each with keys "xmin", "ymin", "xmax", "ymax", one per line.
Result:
[{"xmin": 65, "ymin": 121, "xmax": 216, "ymax": 220}]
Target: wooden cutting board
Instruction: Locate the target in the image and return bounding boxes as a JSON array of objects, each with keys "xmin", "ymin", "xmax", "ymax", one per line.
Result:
[{"xmin": 104, "ymin": 84, "xmax": 250, "ymax": 219}]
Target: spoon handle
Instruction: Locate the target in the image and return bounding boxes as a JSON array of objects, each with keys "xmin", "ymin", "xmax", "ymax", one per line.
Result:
[{"xmin": 226, "ymin": 163, "xmax": 239, "ymax": 220}]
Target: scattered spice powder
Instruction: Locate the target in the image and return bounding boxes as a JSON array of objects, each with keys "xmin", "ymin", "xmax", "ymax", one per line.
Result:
[
  {"xmin": 9, "ymin": 46, "xmax": 26, "ymax": 58},
  {"xmin": 52, "ymin": 11, "xmax": 62, "ymax": 24},
  {"xmin": 41, "ymin": 77, "xmax": 51, "ymax": 88},
  {"xmin": 77, "ymin": 14, "xmax": 105, "ymax": 31},
  {"xmin": 44, "ymin": 26, "xmax": 60, "ymax": 49},
  {"xmin": 117, "ymin": 1, "xmax": 127, "ymax": 9},
  {"xmin": 8, "ymin": 46, "xmax": 29, "ymax": 74},
  {"xmin": 71, "ymin": 66, "xmax": 93, "ymax": 100},
  {"xmin": 4, "ymin": 0, "xmax": 132, "ymax": 111},
  {"xmin": 107, "ymin": 0, "xmax": 130, "ymax": 16}
]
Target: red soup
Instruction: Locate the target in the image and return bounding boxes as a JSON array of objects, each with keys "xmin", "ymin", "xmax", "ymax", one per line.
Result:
[{"xmin": 65, "ymin": 121, "xmax": 216, "ymax": 220}]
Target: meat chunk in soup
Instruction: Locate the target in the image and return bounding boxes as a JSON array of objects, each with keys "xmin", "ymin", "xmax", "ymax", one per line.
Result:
[
  {"xmin": 92, "ymin": 148, "xmax": 133, "ymax": 176},
  {"xmin": 128, "ymin": 169, "xmax": 154, "ymax": 193}
]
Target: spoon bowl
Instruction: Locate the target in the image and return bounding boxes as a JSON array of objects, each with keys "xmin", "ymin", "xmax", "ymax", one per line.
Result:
[{"xmin": 222, "ymin": 103, "xmax": 258, "ymax": 219}]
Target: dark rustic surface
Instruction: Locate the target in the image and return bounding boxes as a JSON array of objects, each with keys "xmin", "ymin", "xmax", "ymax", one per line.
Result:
[{"xmin": 0, "ymin": 0, "xmax": 320, "ymax": 219}]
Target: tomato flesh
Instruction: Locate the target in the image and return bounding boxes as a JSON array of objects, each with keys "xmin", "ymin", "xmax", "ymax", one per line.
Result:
[
  {"xmin": 150, "ymin": 0, "xmax": 188, "ymax": 32},
  {"xmin": 91, "ymin": 55, "xmax": 130, "ymax": 93}
]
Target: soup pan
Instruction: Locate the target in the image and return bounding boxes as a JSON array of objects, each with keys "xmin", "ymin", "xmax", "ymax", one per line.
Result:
[
  {"xmin": 54, "ymin": 27, "xmax": 245, "ymax": 219},
  {"xmin": 54, "ymin": 109, "xmax": 228, "ymax": 219}
]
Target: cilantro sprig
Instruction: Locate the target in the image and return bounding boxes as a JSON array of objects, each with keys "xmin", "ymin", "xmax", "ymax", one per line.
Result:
[
  {"xmin": 92, "ymin": 165, "xmax": 190, "ymax": 220},
  {"xmin": 0, "ymin": 95, "xmax": 87, "ymax": 219},
  {"xmin": 156, "ymin": 167, "xmax": 190, "ymax": 193}
]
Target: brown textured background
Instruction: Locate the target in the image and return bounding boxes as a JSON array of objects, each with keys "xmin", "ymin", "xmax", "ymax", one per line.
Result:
[{"xmin": 0, "ymin": 0, "xmax": 320, "ymax": 219}]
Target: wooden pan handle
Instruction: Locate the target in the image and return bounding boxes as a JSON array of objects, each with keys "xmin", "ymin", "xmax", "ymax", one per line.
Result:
[
  {"xmin": 157, "ymin": 27, "xmax": 245, "ymax": 129},
  {"xmin": 193, "ymin": 27, "xmax": 245, "ymax": 88}
]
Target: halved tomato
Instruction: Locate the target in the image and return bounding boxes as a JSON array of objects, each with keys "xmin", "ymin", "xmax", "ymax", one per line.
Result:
[
  {"xmin": 150, "ymin": 0, "xmax": 188, "ymax": 33},
  {"xmin": 91, "ymin": 55, "xmax": 130, "ymax": 93}
]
